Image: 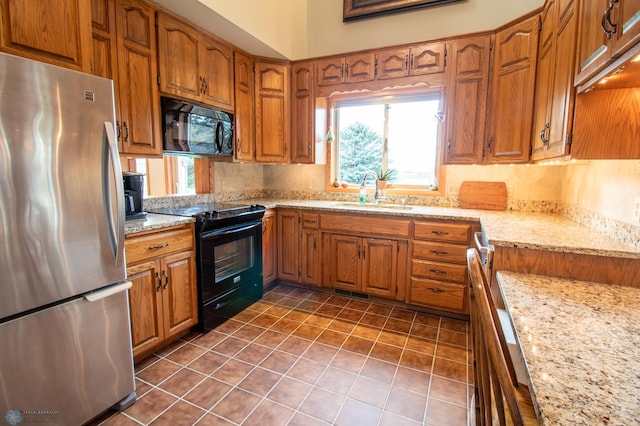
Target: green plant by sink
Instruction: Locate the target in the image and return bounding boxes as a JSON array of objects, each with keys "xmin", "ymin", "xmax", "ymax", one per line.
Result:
[{"xmin": 376, "ymin": 168, "xmax": 397, "ymax": 181}]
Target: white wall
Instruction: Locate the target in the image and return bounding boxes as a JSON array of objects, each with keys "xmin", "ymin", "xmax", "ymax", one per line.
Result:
[
  {"xmin": 305, "ymin": 0, "xmax": 544, "ymax": 58},
  {"xmin": 561, "ymin": 160, "xmax": 640, "ymax": 225},
  {"xmin": 154, "ymin": 0, "xmax": 543, "ymax": 60}
]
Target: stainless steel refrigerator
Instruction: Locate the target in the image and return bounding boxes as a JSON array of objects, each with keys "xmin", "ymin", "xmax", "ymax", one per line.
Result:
[{"xmin": 0, "ymin": 53, "xmax": 136, "ymax": 424}]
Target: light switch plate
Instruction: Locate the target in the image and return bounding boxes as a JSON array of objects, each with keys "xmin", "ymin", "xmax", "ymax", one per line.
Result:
[{"xmin": 633, "ymin": 198, "xmax": 640, "ymax": 222}]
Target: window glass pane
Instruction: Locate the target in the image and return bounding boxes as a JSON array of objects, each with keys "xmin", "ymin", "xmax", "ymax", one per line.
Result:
[
  {"xmin": 175, "ymin": 156, "xmax": 196, "ymax": 194},
  {"xmin": 387, "ymin": 99, "xmax": 440, "ymax": 185},
  {"xmin": 337, "ymin": 104, "xmax": 384, "ymax": 184},
  {"xmin": 134, "ymin": 158, "xmax": 148, "ymax": 197}
]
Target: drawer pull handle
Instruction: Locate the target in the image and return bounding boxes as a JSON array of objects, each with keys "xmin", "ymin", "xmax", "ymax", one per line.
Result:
[
  {"xmin": 432, "ymin": 231, "xmax": 449, "ymax": 236},
  {"xmin": 428, "ymin": 287, "xmax": 445, "ymax": 293},
  {"xmin": 163, "ymin": 270, "xmax": 169, "ymax": 289},
  {"xmin": 429, "ymin": 269, "xmax": 447, "ymax": 275},
  {"xmin": 430, "ymin": 250, "xmax": 449, "ymax": 256},
  {"xmin": 149, "ymin": 243, "xmax": 169, "ymax": 250},
  {"xmin": 155, "ymin": 272, "xmax": 162, "ymax": 292}
]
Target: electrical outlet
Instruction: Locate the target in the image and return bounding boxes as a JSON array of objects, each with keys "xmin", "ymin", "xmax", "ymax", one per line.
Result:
[{"xmin": 634, "ymin": 198, "xmax": 640, "ymax": 222}]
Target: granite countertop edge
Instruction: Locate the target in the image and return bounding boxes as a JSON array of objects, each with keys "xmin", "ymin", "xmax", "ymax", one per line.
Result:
[{"xmin": 124, "ymin": 199, "xmax": 640, "ymax": 259}]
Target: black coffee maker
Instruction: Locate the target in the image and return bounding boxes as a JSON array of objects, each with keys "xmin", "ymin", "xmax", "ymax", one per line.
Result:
[{"xmin": 123, "ymin": 172, "xmax": 147, "ymax": 220}]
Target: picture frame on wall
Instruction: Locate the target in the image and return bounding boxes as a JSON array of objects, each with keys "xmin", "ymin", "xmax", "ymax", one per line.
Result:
[{"xmin": 343, "ymin": 0, "xmax": 464, "ymax": 22}]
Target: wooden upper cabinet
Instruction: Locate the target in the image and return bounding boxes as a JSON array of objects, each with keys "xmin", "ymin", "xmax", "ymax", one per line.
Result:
[
  {"xmin": 157, "ymin": 13, "xmax": 234, "ymax": 111},
  {"xmin": 444, "ymin": 35, "xmax": 491, "ymax": 164},
  {"xmin": 485, "ymin": 14, "xmax": 540, "ymax": 163},
  {"xmin": 0, "ymin": 0, "xmax": 92, "ymax": 72},
  {"xmin": 575, "ymin": 0, "xmax": 640, "ymax": 85},
  {"xmin": 532, "ymin": 0, "xmax": 577, "ymax": 161},
  {"xmin": 234, "ymin": 51, "xmax": 255, "ymax": 162},
  {"xmin": 316, "ymin": 53, "xmax": 375, "ymax": 86},
  {"xmin": 200, "ymin": 35, "xmax": 234, "ymax": 110},
  {"xmin": 255, "ymin": 61, "xmax": 290, "ymax": 163},
  {"xmin": 531, "ymin": 0, "xmax": 558, "ymax": 160},
  {"xmin": 91, "ymin": 0, "xmax": 118, "ymax": 80},
  {"xmin": 92, "ymin": 0, "xmax": 160, "ymax": 156},
  {"xmin": 291, "ymin": 61, "xmax": 315, "ymax": 163},
  {"xmin": 114, "ymin": 0, "xmax": 161, "ymax": 156},
  {"xmin": 377, "ymin": 42, "xmax": 445, "ymax": 80}
]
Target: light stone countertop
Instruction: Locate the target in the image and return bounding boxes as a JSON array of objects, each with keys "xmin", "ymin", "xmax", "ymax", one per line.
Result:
[
  {"xmin": 247, "ymin": 199, "xmax": 640, "ymax": 259},
  {"xmin": 497, "ymin": 271, "xmax": 640, "ymax": 425},
  {"xmin": 125, "ymin": 198, "xmax": 640, "ymax": 259},
  {"xmin": 124, "ymin": 213, "xmax": 194, "ymax": 235}
]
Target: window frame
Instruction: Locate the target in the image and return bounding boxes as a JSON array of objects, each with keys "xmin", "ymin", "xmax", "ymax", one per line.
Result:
[{"xmin": 325, "ymin": 87, "xmax": 447, "ymax": 196}]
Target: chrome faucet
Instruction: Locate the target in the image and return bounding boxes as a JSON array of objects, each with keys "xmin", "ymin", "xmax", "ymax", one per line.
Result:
[{"xmin": 360, "ymin": 171, "xmax": 380, "ymax": 204}]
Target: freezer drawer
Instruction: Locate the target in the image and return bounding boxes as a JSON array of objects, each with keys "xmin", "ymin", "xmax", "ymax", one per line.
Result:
[{"xmin": 0, "ymin": 285, "xmax": 135, "ymax": 425}]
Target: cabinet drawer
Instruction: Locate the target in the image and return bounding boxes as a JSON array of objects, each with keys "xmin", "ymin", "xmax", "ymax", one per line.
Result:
[
  {"xmin": 412, "ymin": 241, "xmax": 467, "ymax": 264},
  {"xmin": 320, "ymin": 213, "xmax": 410, "ymax": 238},
  {"xmin": 302, "ymin": 212, "xmax": 319, "ymax": 229},
  {"xmin": 413, "ymin": 222, "xmax": 470, "ymax": 243},
  {"xmin": 409, "ymin": 278, "xmax": 467, "ymax": 312},
  {"xmin": 125, "ymin": 227, "xmax": 194, "ymax": 264},
  {"xmin": 411, "ymin": 259, "xmax": 467, "ymax": 284}
]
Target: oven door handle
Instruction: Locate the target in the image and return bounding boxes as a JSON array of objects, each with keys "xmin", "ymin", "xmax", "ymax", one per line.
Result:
[{"xmin": 201, "ymin": 222, "xmax": 260, "ymax": 239}]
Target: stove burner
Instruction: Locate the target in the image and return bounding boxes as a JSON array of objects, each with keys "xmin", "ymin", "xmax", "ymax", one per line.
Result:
[{"xmin": 146, "ymin": 203, "xmax": 264, "ymax": 219}]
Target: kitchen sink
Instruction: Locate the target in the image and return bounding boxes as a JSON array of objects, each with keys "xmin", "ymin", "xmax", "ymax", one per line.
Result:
[{"xmin": 330, "ymin": 202, "xmax": 414, "ymax": 210}]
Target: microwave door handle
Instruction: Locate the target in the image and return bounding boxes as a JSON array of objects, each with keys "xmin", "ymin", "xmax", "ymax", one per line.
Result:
[{"xmin": 215, "ymin": 121, "xmax": 223, "ymax": 153}]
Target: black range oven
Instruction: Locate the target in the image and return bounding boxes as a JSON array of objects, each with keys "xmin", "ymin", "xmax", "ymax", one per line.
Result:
[{"xmin": 146, "ymin": 203, "xmax": 265, "ymax": 331}]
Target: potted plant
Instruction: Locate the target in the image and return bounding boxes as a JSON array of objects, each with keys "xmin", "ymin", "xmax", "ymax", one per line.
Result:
[{"xmin": 376, "ymin": 168, "xmax": 396, "ymax": 189}]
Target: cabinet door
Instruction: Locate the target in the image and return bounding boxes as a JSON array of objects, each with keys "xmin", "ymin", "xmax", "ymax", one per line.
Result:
[
  {"xmin": 277, "ymin": 209, "xmax": 299, "ymax": 281},
  {"xmin": 328, "ymin": 234, "xmax": 361, "ymax": 291},
  {"xmin": 376, "ymin": 48, "xmax": 409, "ymax": 80},
  {"xmin": 546, "ymin": 0, "xmax": 577, "ymax": 158},
  {"xmin": 575, "ymin": 0, "xmax": 610, "ymax": 84},
  {"xmin": 444, "ymin": 35, "xmax": 491, "ymax": 164},
  {"xmin": 291, "ymin": 62, "xmax": 315, "ymax": 163},
  {"xmin": 262, "ymin": 210, "xmax": 277, "ymax": 287},
  {"xmin": 161, "ymin": 250, "xmax": 198, "ymax": 339},
  {"xmin": 90, "ymin": 0, "xmax": 120, "ymax": 148},
  {"xmin": 316, "ymin": 58, "xmax": 344, "ymax": 86},
  {"xmin": 345, "ymin": 53, "xmax": 375, "ymax": 83},
  {"xmin": 301, "ymin": 229, "xmax": 321, "ymax": 286},
  {"xmin": 612, "ymin": 0, "xmax": 640, "ymax": 56},
  {"xmin": 201, "ymin": 35, "xmax": 234, "ymax": 110},
  {"xmin": 362, "ymin": 238, "xmax": 397, "ymax": 298},
  {"xmin": 157, "ymin": 13, "xmax": 201, "ymax": 101},
  {"xmin": 127, "ymin": 259, "xmax": 164, "ymax": 359},
  {"xmin": 531, "ymin": 0, "xmax": 557, "ymax": 161},
  {"xmin": 255, "ymin": 61, "xmax": 290, "ymax": 163},
  {"xmin": 409, "ymin": 42, "xmax": 446, "ymax": 75},
  {"xmin": 486, "ymin": 15, "xmax": 539, "ymax": 163},
  {"xmin": 0, "ymin": 0, "xmax": 92, "ymax": 72},
  {"xmin": 115, "ymin": 0, "xmax": 161, "ymax": 156},
  {"xmin": 234, "ymin": 51, "xmax": 255, "ymax": 162},
  {"xmin": 91, "ymin": 0, "xmax": 118, "ymax": 80}
]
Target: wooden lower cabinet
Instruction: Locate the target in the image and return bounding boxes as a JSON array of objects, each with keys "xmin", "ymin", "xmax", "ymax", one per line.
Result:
[
  {"xmin": 262, "ymin": 209, "xmax": 277, "ymax": 287},
  {"xmin": 408, "ymin": 221, "xmax": 472, "ymax": 314},
  {"xmin": 125, "ymin": 224, "xmax": 197, "ymax": 362},
  {"xmin": 277, "ymin": 208, "xmax": 321, "ymax": 286},
  {"xmin": 320, "ymin": 212, "xmax": 410, "ymax": 300},
  {"xmin": 325, "ymin": 234, "xmax": 400, "ymax": 299}
]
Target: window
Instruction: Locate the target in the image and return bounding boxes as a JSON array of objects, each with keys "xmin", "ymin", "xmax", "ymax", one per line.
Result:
[
  {"xmin": 331, "ymin": 91, "xmax": 443, "ymax": 190},
  {"xmin": 133, "ymin": 156, "xmax": 195, "ymax": 196}
]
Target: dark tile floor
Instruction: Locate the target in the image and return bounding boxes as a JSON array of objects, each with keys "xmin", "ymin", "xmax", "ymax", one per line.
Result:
[{"xmin": 97, "ymin": 284, "xmax": 472, "ymax": 425}]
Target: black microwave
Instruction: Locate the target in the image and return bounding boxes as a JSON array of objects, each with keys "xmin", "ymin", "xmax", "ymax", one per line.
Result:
[{"xmin": 161, "ymin": 96, "xmax": 234, "ymax": 156}]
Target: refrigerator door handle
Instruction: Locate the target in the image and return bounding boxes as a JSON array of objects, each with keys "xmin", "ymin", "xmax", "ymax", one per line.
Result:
[
  {"xmin": 103, "ymin": 121, "xmax": 125, "ymax": 264},
  {"xmin": 85, "ymin": 281, "xmax": 132, "ymax": 302}
]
